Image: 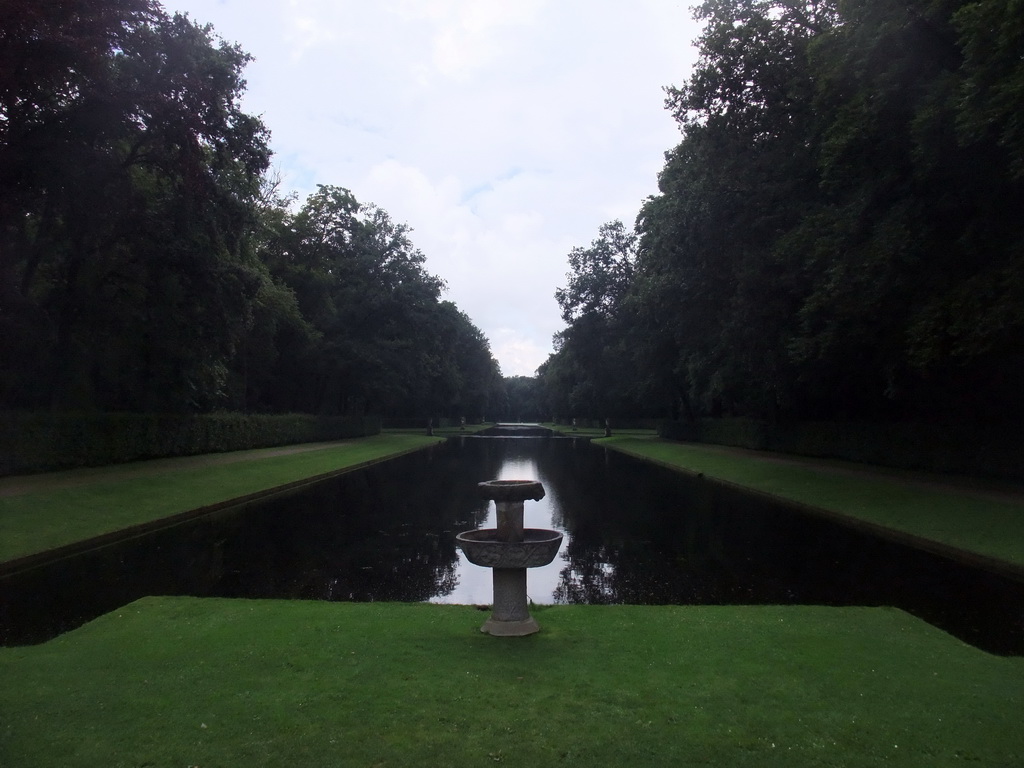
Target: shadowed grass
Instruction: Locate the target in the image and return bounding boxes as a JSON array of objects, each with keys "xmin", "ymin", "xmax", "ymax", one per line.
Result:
[
  {"xmin": 0, "ymin": 434, "xmax": 442, "ymax": 563},
  {"xmin": 599, "ymin": 436, "xmax": 1024, "ymax": 568},
  {"xmin": 1, "ymin": 599, "xmax": 1021, "ymax": 767}
]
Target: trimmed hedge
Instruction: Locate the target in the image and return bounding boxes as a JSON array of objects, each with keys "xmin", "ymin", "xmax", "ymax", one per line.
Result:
[
  {"xmin": 555, "ymin": 418, "xmax": 662, "ymax": 430},
  {"xmin": 380, "ymin": 417, "xmax": 470, "ymax": 429},
  {"xmin": 0, "ymin": 412, "xmax": 381, "ymax": 477},
  {"xmin": 659, "ymin": 418, "xmax": 1024, "ymax": 482}
]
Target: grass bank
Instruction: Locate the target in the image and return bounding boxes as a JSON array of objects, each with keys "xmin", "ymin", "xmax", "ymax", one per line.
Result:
[
  {"xmin": 1, "ymin": 598, "xmax": 1021, "ymax": 767},
  {"xmin": 598, "ymin": 436, "xmax": 1024, "ymax": 570},
  {"xmin": 0, "ymin": 434, "xmax": 442, "ymax": 563}
]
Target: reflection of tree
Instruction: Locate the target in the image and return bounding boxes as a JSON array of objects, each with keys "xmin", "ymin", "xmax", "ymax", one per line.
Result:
[
  {"xmin": 554, "ymin": 542, "xmax": 618, "ymax": 604},
  {"xmin": 213, "ymin": 446, "xmax": 469, "ymax": 602},
  {"xmin": 546, "ymin": 441, "xmax": 785, "ymax": 606}
]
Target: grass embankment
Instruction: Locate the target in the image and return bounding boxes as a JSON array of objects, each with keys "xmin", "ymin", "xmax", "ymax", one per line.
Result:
[
  {"xmin": 598, "ymin": 436, "xmax": 1024, "ymax": 570},
  {"xmin": 1, "ymin": 598, "xmax": 1021, "ymax": 767},
  {"xmin": 0, "ymin": 434, "xmax": 442, "ymax": 564}
]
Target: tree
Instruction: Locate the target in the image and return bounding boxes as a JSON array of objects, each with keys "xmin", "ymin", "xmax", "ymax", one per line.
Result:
[
  {"xmin": 426, "ymin": 303, "xmax": 503, "ymax": 420},
  {"xmin": 631, "ymin": 0, "xmax": 831, "ymax": 419},
  {"xmin": 545, "ymin": 221, "xmax": 656, "ymax": 419},
  {"xmin": 1, "ymin": 2, "xmax": 512, "ymax": 422},
  {"xmin": 954, "ymin": 0, "xmax": 1024, "ymax": 180},
  {"xmin": 501, "ymin": 376, "xmax": 544, "ymax": 422},
  {"xmin": 790, "ymin": 0, "xmax": 1024, "ymax": 420},
  {"xmin": 0, "ymin": 3, "xmax": 271, "ymax": 411},
  {"xmin": 555, "ymin": 220, "xmax": 636, "ymax": 324},
  {"xmin": 260, "ymin": 185, "xmax": 502, "ymax": 418},
  {"xmin": 626, "ymin": 0, "xmax": 1024, "ymax": 423}
]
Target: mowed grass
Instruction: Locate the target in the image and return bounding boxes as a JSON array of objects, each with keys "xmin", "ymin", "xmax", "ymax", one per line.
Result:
[
  {"xmin": 0, "ymin": 434, "xmax": 442, "ymax": 563},
  {"xmin": 1, "ymin": 598, "xmax": 1021, "ymax": 767},
  {"xmin": 599, "ymin": 436, "xmax": 1024, "ymax": 570}
]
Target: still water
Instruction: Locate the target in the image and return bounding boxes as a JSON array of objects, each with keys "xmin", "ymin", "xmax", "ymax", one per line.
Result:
[
  {"xmin": 2, "ymin": 436, "xmax": 1022, "ymax": 652},
  {"xmin": 434, "ymin": 438, "xmax": 570, "ymax": 605}
]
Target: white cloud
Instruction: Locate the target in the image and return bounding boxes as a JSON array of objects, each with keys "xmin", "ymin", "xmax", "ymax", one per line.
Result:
[
  {"xmin": 168, "ymin": 0, "xmax": 700, "ymax": 377},
  {"xmin": 491, "ymin": 329, "xmax": 552, "ymax": 378},
  {"xmin": 284, "ymin": 7, "xmax": 338, "ymax": 61}
]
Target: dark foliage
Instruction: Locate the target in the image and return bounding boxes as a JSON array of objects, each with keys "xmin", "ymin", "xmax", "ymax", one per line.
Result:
[
  {"xmin": 541, "ymin": 0, "xmax": 1024, "ymax": 427},
  {"xmin": 0, "ymin": 1, "xmax": 502, "ymax": 421},
  {"xmin": 0, "ymin": 411, "xmax": 378, "ymax": 476}
]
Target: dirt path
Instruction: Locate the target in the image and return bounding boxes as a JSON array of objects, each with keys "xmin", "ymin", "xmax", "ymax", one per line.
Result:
[{"xmin": 0, "ymin": 441, "xmax": 354, "ymax": 498}]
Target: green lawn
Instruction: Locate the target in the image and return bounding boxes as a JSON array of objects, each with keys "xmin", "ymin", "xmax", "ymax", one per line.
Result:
[
  {"xmin": 599, "ymin": 436, "xmax": 1024, "ymax": 570},
  {"xmin": 0, "ymin": 434, "xmax": 442, "ymax": 563},
  {"xmin": 1, "ymin": 598, "xmax": 1021, "ymax": 767}
]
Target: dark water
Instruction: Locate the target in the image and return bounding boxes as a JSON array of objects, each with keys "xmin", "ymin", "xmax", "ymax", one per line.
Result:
[{"xmin": 2, "ymin": 437, "xmax": 1022, "ymax": 653}]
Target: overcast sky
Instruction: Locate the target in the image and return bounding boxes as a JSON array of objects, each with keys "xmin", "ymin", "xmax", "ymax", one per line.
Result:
[{"xmin": 167, "ymin": 0, "xmax": 701, "ymax": 376}]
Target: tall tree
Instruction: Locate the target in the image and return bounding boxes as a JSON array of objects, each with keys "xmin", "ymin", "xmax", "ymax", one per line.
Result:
[
  {"xmin": 539, "ymin": 0, "xmax": 1024, "ymax": 425},
  {"xmin": 791, "ymin": 0, "xmax": 1024, "ymax": 419},
  {"xmin": 544, "ymin": 221, "xmax": 657, "ymax": 419},
  {"xmin": 262, "ymin": 185, "xmax": 501, "ymax": 418},
  {"xmin": 635, "ymin": 0, "xmax": 829, "ymax": 418},
  {"xmin": 1, "ymin": 2, "xmax": 271, "ymax": 411}
]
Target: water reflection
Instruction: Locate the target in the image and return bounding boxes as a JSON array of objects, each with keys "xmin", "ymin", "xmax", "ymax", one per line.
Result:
[
  {"xmin": 432, "ymin": 439, "xmax": 566, "ymax": 605},
  {"xmin": 2, "ymin": 436, "xmax": 1022, "ymax": 654}
]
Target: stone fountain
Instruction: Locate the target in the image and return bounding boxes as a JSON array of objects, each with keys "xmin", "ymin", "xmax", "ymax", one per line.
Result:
[{"xmin": 455, "ymin": 479, "xmax": 563, "ymax": 636}]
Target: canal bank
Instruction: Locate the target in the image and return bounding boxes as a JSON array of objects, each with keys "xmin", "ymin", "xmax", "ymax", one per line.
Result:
[
  {"xmin": 598, "ymin": 436, "xmax": 1024, "ymax": 574},
  {"xmin": 0, "ymin": 434, "xmax": 445, "ymax": 565}
]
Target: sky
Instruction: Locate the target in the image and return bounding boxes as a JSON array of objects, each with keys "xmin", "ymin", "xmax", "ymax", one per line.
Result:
[{"xmin": 167, "ymin": 0, "xmax": 701, "ymax": 376}]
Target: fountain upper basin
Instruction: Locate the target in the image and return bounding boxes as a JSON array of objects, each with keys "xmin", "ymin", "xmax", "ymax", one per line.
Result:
[
  {"xmin": 455, "ymin": 529, "xmax": 563, "ymax": 569},
  {"xmin": 477, "ymin": 479, "xmax": 545, "ymax": 502}
]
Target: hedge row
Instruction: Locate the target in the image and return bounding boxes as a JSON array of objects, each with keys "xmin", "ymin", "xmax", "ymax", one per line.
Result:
[
  {"xmin": 658, "ymin": 418, "xmax": 1024, "ymax": 482},
  {"xmin": 380, "ymin": 417, "xmax": 471, "ymax": 429},
  {"xmin": 0, "ymin": 412, "xmax": 381, "ymax": 477},
  {"xmin": 555, "ymin": 418, "xmax": 663, "ymax": 430}
]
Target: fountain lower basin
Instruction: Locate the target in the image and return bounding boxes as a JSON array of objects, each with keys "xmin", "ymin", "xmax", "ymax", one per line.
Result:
[{"xmin": 455, "ymin": 529, "xmax": 563, "ymax": 569}]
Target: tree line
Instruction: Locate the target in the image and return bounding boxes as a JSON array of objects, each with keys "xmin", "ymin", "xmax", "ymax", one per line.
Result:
[
  {"xmin": 0, "ymin": 0, "xmax": 503, "ymax": 418},
  {"xmin": 540, "ymin": 0, "xmax": 1023, "ymax": 426}
]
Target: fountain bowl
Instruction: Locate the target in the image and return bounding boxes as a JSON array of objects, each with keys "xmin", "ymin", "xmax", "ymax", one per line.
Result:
[{"xmin": 456, "ymin": 528, "xmax": 563, "ymax": 568}]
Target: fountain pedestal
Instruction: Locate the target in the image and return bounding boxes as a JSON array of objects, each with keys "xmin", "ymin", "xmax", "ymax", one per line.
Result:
[
  {"xmin": 486, "ymin": 568, "xmax": 534, "ymax": 636},
  {"xmin": 455, "ymin": 479, "xmax": 562, "ymax": 636}
]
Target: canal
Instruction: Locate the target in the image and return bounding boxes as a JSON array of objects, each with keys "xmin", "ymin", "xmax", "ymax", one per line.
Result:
[{"xmin": 2, "ymin": 436, "xmax": 1022, "ymax": 653}]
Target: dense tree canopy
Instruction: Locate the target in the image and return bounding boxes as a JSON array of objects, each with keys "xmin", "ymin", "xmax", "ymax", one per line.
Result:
[
  {"xmin": 0, "ymin": 0, "xmax": 501, "ymax": 418},
  {"xmin": 496, "ymin": 376, "xmax": 545, "ymax": 422},
  {"xmin": 541, "ymin": 0, "xmax": 1024, "ymax": 425}
]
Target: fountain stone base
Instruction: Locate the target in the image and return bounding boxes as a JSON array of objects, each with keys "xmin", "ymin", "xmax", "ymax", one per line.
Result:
[
  {"xmin": 455, "ymin": 480, "xmax": 562, "ymax": 637},
  {"xmin": 483, "ymin": 568, "xmax": 539, "ymax": 636}
]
